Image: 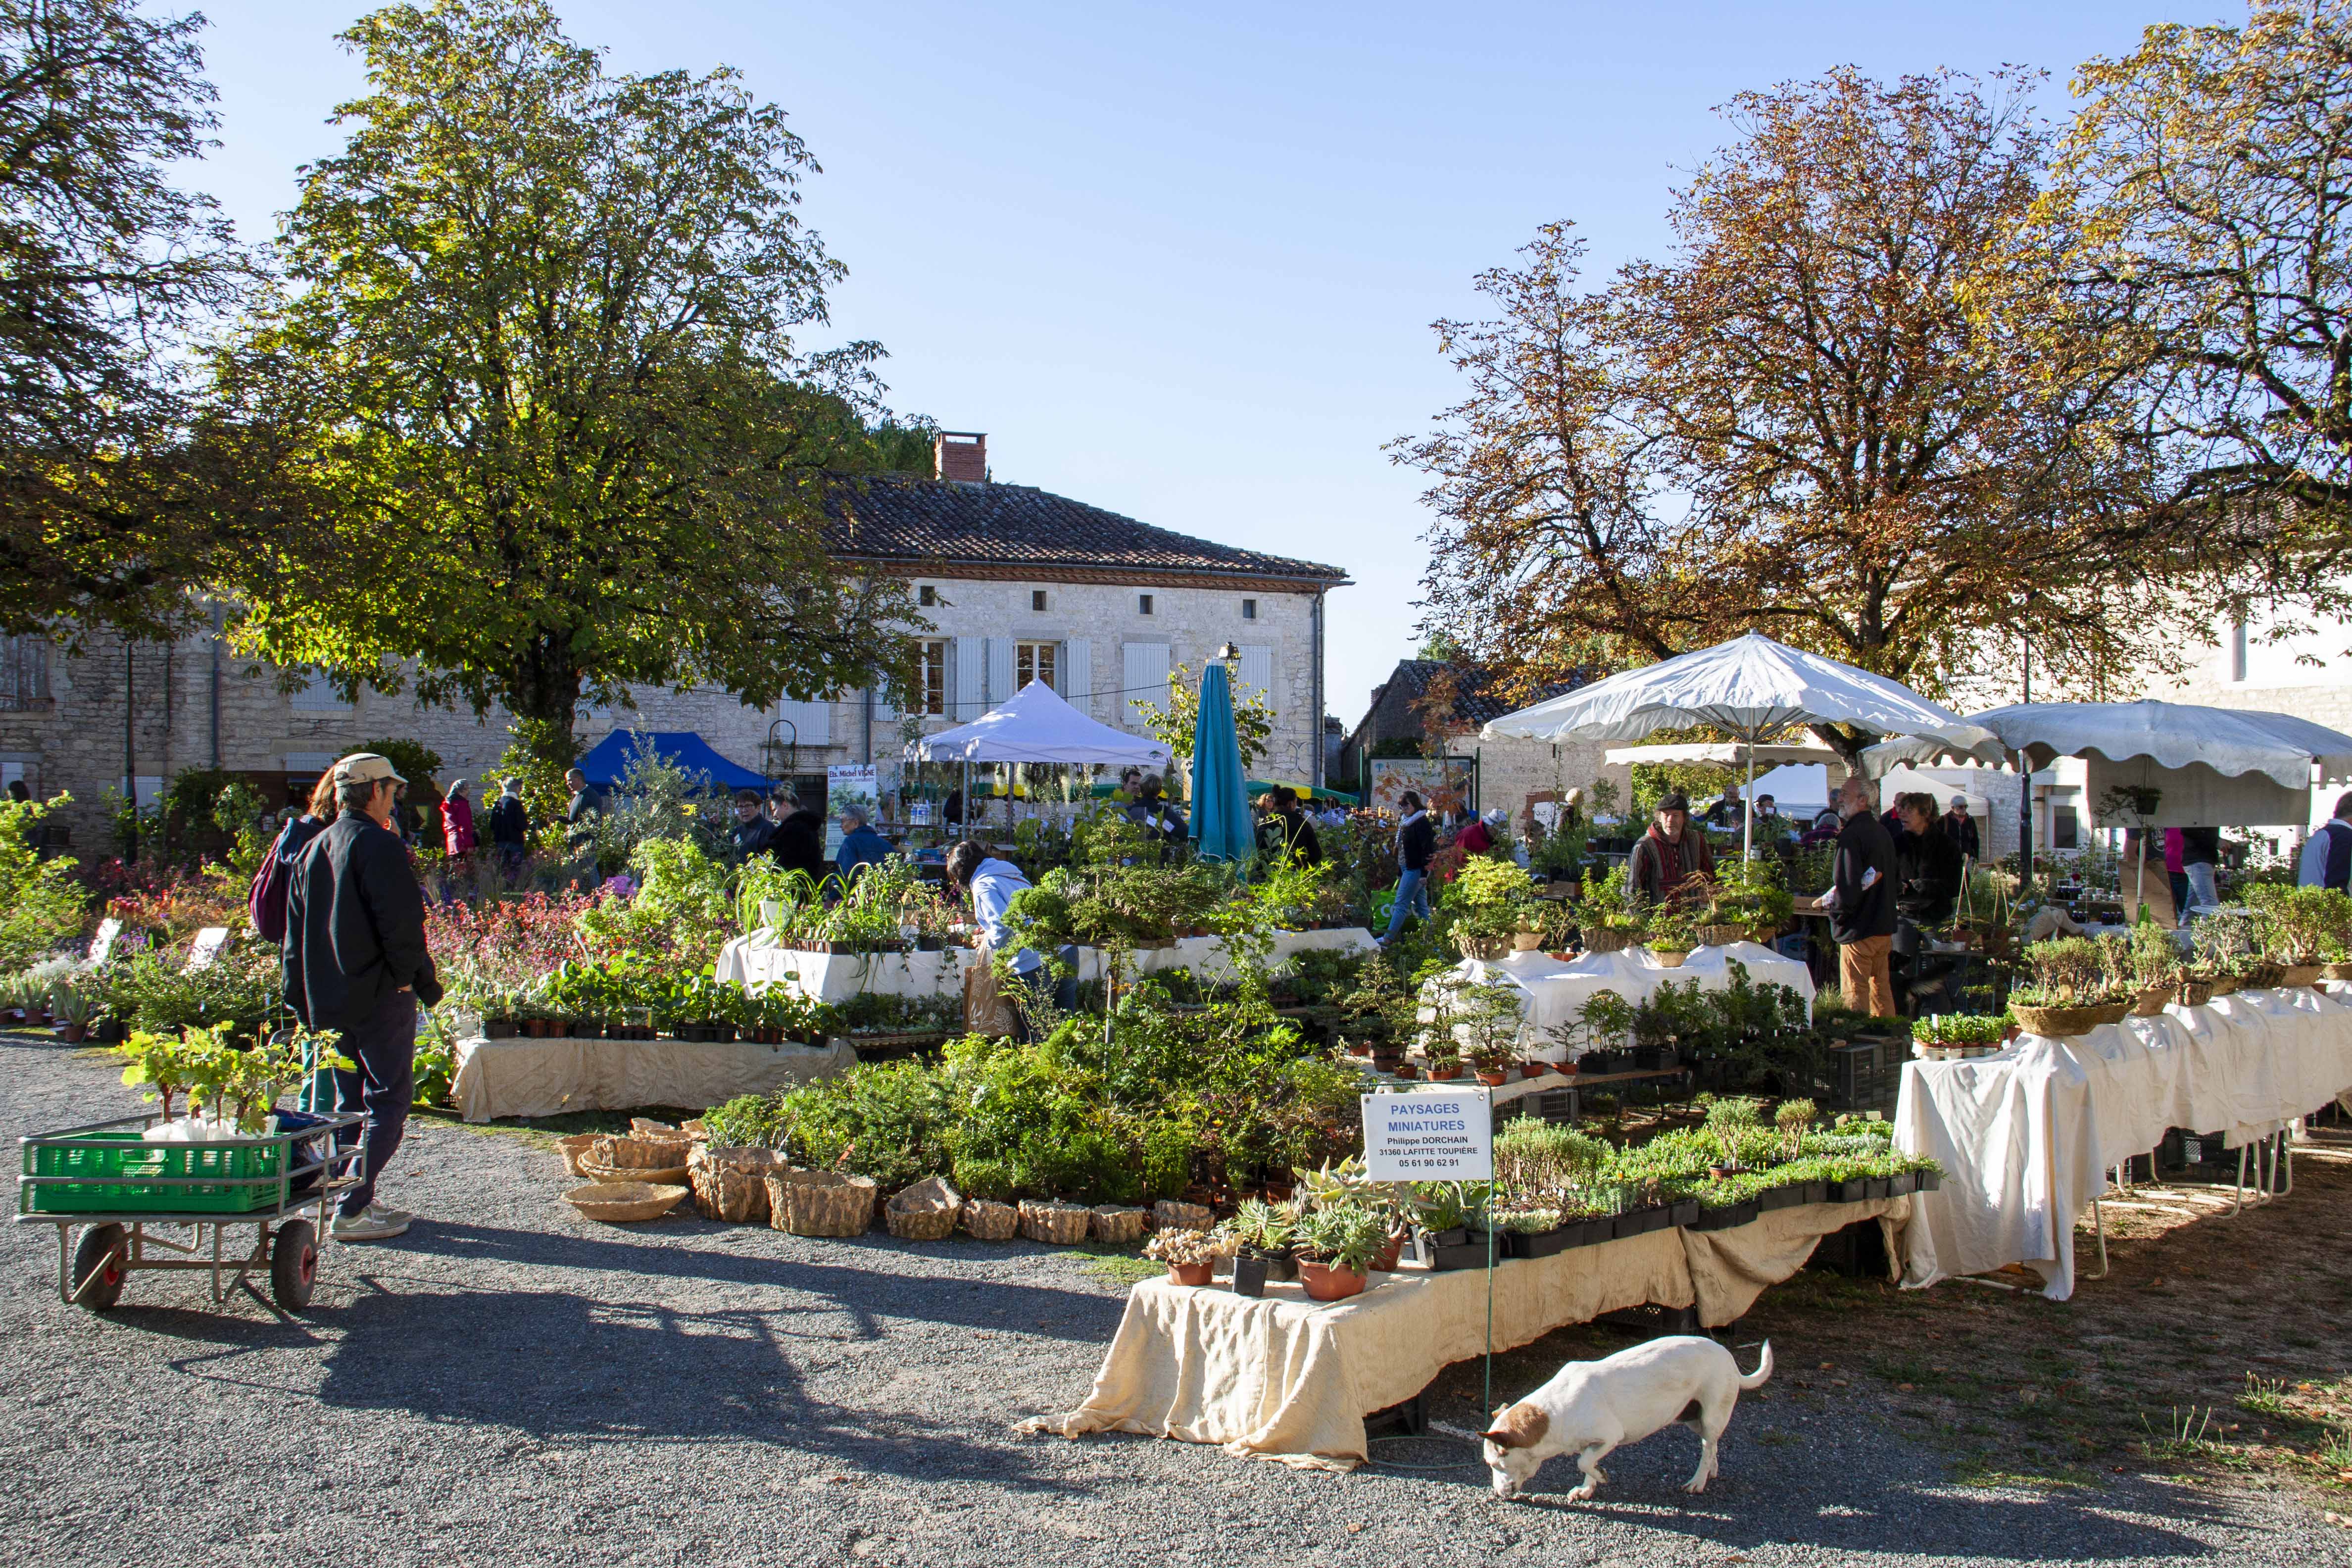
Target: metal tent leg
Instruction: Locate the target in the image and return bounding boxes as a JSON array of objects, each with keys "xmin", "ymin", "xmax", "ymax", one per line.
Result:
[{"xmin": 2083, "ymin": 1197, "xmax": 2109, "ymax": 1280}]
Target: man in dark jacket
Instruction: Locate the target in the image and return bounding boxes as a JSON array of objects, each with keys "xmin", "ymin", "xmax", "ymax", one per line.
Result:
[
  {"xmin": 1257, "ymin": 787, "xmax": 1323, "ymax": 866},
  {"xmin": 1380, "ymin": 791, "xmax": 1437, "ymax": 943},
  {"xmin": 767, "ymin": 788, "xmax": 829, "ymax": 888},
  {"xmin": 1942, "ymin": 795, "xmax": 1981, "ymax": 862},
  {"xmin": 1826, "ymin": 775, "xmax": 1898, "ymax": 1017},
  {"xmin": 487, "ymin": 777, "xmax": 530, "ymax": 873},
  {"xmin": 284, "ymin": 753, "xmax": 444, "ymax": 1242},
  {"xmin": 563, "ymin": 767, "xmax": 601, "ymax": 852},
  {"xmin": 1624, "ymin": 792, "xmax": 1717, "ymax": 908}
]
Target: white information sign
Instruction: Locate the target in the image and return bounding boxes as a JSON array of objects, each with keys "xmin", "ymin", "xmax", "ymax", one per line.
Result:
[
  {"xmin": 185, "ymin": 926, "xmax": 231, "ymax": 971},
  {"xmin": 1361, "ymin": 1087, "xmax": 1493, "ymax": 1181},
  {"xmin": 86, "ymin": 917, "xmax": 122, "ymax": 966}
]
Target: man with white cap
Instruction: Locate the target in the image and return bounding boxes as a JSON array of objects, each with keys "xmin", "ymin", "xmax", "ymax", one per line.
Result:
[
  {"xmin": 1942, "ymin": 795, "xmax": 1981, "ymax": 862},
  {"xmin": 283, "ymin": 752, "xmax": 444, "ymax": 1241}
]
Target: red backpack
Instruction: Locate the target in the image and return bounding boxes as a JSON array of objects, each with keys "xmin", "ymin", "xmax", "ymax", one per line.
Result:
[{"xmin": 248, "ymin": 817, "xmax": 325, "ymax": 943}]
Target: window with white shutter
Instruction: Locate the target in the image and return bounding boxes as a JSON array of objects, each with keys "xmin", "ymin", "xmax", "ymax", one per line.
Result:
[
  {"xmin": 1237, "ymin": 645, "xmax": 1275, "ymax": 718},
  {"xmin": 984, "ymin": 638, "xmax": 1016, "ymax": 708},
  {"xmin": 1064, "ymin": 638, "xmax": 1093, "ymax": 716},
  {"xmin": 0, "ymin": 636, "xmax": 50, "ymax": 710},
  {"xmin": 952, "ymin": 636, "xmax": 985, "ymax": 718},
  {"xmin": 1123, "ymin": 641, "xmax": 1170, "ymax": 731},
  {"xmin": 774, "ymin": 696, "xmax": 831, "ymax": 746}
]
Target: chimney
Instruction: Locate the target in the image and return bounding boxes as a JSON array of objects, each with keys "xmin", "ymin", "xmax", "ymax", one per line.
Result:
[{"xmin": 934, "ymin": 430, "xmax": 987, "ymax": 483}]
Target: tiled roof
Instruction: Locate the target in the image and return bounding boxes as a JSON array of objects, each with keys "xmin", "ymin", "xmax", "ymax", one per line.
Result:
[
  {"xmin": 1378, "ymin": 659, "xmax": 1585, "ymax": 729},
  {"xmin": 824, "ymin": 476, "xmax": 1348, "ymax": 585}
]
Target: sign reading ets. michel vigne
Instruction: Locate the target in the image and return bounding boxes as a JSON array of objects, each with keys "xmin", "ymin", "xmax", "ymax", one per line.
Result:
[{"xmin": 1360, "ymin": 1088, "xmax": 1494, "ymax": 1182}]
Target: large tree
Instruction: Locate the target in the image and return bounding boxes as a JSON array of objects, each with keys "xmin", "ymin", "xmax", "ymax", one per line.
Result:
[
  {"xmin": 0, "ymin": 0, "xmax": 242, "ymax": 637},
  {"xmin": 1396, "ymin": 70, "xmax": 2210, "ymax": 729},
  {"xmin": 2026, "ymin": 0, "xmax": 2352, "ymax": 585},
  {"xmin": 219, "ymin": 0, "xmax": 917, "ymax": 770}
]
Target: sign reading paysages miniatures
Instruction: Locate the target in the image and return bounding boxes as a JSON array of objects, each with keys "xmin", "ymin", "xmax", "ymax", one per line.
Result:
[{"xmin": 1360, "ymin": 1087, "xmax": 1494, "ymax": 1181}]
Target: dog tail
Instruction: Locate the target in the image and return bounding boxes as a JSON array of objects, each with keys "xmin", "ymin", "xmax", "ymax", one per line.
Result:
[{"xmin": 1738, "ymin": 1340, "xmax": 1773, "ymax": 1390}]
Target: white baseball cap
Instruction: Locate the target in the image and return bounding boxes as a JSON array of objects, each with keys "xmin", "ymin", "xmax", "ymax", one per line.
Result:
[{"xmin": 333, "ymin": 752, "xmax": 405, "ymax": 786}]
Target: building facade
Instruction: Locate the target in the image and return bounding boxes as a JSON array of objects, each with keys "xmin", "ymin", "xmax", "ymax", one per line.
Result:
[{"xmin": 0, "ymin": 433, "xmax": 1349, "ymax": 847}]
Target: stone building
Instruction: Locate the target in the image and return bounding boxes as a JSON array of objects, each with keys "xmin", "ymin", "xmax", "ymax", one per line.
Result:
[
  {"xmin": 1343, "ymin": 658, "xmax": 1616, "ymax": 826},
  {"xmin": 0, "ymin": 432, "xmax": 1349, "ymax": 848}
]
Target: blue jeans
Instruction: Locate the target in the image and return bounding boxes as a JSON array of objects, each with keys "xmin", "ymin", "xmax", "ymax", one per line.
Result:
[{"xmin": 1384, "ymin": 868, "xmax": 1431, "ymax": 940}]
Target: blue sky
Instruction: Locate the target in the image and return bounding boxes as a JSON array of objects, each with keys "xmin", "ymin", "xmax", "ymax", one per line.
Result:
[{"xmin": 193, "ymin": 0, "xmax": 2205, "ymax": 722}]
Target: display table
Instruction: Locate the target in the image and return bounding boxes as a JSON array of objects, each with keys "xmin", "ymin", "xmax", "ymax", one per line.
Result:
[
  {"xmin": 1030, "ymin": 1197, "xmax": 1904, "ymax": 1470},
  {"xmin": 1432, "ymin": 943, "xmax": 1817, "ymax": 1060},
  {"xmin": 450, "ymin": 1032, "xmax": 855, "ymax": 1123},
  {"xmin": 712, "ymin": 928, "xmax": 1376, "ymax": 1001},
  {"xmin": 1894, "ymin": 985, "xmax": 2352, "ymax": 1300}
]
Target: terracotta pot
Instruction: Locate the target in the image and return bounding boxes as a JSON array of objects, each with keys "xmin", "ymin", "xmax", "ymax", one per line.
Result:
[
  {"xmin": 1520, "ymin": 1062, "xmax": 1549, "ymax": 1079},
  {"xmin": 1296, "ymin": 1260, "xmax": 1368, "ymax": 1302},
  {"xmin": 1475, "ymin": 1069, "xmax": 1509, "ymax": 1087},
  {"xmin": 1429, "ymin": 1064, "xmax": 1463, "ymax": 1080},
  {"xmin": 1371, "ymin": 1231, "xmax": 1405, "ymax": 1272},
  {"xmin": 57, "ymin": 1023, "xmax": 84, "ymax": 1043},
  {"xmin": 1166, "ymin": 1261, "xmax": 1213, "ymax": 1287},
  {"xmin": 1391, "ymin": 1064, "xmax": 1418, "ymax": 1079}
]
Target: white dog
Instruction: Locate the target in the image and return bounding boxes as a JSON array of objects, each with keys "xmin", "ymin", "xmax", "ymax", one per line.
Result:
[{"xmin": 1481, "ymin": 1335, "xmax": 1773, "ymax": 1501}]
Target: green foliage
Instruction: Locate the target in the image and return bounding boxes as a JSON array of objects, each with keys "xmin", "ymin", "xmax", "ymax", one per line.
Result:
[
  {"xmin": 1630, "ymin": 763, "xmax": 1738, "ymax": 822},
  {"xmin": 97, "ymin": 945, "xmax": 281, "ymax": 1039},
  {"xmin": 765, "ymin": 1060, "xmax": 955, "ymax": 1192},
  {"xmin": 1133, "ymin": 663, "xmax": 1275, "ymax": 771},
  {"xmin": 576, "ymin": 837, "xmax": 737, "ymax": 968},
  {"xmin": 216, "ymin": 0, "xmax": 917, "ymax": 777},
  {"xmin": 587, "ymin": 735, "xmax": 730, "ymax": 875},
  {"xmin": 352, "ymin": 737, "xmax": 444, "ymax": 790},
  {"xmin": 0, "ymin": 796, "xmax": 88, "ymax": 969}
]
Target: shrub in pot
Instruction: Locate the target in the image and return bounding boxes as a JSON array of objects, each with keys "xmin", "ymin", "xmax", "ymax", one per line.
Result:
[
  {"xmin": 1294, "ymin": 1201, "xmax": 1385, "ymax": 1301},
  {"xmin": 1144, "ymin": 1226, "xmax": 1220, "ymax": 1287}
]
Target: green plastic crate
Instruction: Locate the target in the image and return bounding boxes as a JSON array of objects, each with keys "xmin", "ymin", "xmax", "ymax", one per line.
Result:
[{"xmin": 21, "ymin": 1130, "xmax": 288, "ymax": 1215}]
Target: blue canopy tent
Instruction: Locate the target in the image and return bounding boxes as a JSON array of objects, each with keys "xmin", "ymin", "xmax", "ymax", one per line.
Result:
[
  {"xmin": 1191, "ymin": 663, "xmax": 1254, "ymax": 863},
  {"xmin": 575, "ymin": 731, "xmax": 770, "ymax": 792}
]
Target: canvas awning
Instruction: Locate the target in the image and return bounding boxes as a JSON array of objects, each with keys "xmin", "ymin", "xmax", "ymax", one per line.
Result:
[
  {"xmin": 575, "ymin": 731, "xmax": 769, "ymax": 791},
  {"xmin": 906, "ymin": 680, "xmax": 1172, "ymax": 767}
]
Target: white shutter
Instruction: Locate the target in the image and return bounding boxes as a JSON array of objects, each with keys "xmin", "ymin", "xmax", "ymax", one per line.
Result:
[
  {"xmin": 869, "ymin": 684, "xmax": 896, "ymax": 722},
  {"xmin": 985, "ymin": 638, "xmax": 1016, "ymax": 708},
  {"xmin": 1064, "ymin": 638, "xmax": 1092, "ymax": 716},
  {"xmin": 1124, "ymin": 641, "xmax": 1170, "ymax": 731},
  {"xmin": 953, "ymin": 635, "xmax": 986, "ymax": 719},
  {"xmin": 1237, "ymin": 644, "xmax": 1274, "ymax": 718},
  {"xmin": 775, "ymin": 697, "xmax": 830, "ymax": 747}
]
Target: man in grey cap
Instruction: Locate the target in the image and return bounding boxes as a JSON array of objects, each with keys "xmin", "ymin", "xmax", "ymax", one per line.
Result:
[
  {"xmin": 284, "ymin": 752, "xmax": 444, "ymax": 1241},
  {"xmin": 1942, "ymin": 794, "xmax": 1981, "ymax": 862}
]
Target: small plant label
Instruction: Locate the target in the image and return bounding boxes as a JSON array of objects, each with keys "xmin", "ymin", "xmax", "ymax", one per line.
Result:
[
  {"xmin": 87, "ymin": 918, "xmax": 121, "ymax": 966},
  {"xmin": 185, "ymin": 927, "xmax": 231, "ymax": 971},
  {"xmin": 1361, "ymin": 1087, "xmax": 1494, "ymax": 1181}
]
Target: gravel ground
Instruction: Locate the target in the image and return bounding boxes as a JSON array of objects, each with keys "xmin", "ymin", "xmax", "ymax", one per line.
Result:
[{"xmin": 1, "ymin": 1033, "xmax": 2345, "ymax": 1568}]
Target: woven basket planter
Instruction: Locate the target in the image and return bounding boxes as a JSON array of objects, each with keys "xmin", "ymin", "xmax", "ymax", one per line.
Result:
[
  {"xmin": 591, "ymin": 1133, "xmax": 693, "ymax": 1171},
  {"xmin": 556, "ymin": 1133, "xmax": 602, "ymax": 1178},
  {"xmin": 1580, "ymin": 927, "xmax": 1635, "ymax": 955},
  {"xmin": 2011, "ymin": 1003, "xmax": 2108, "ymax": 1039},
  {"xmin": 2324, "ymin": 962, "xmax": 2352, "ymax": 982},
  {"xmin": 764, "ymin": 1170, "xmax": 878, "ymax": 1237},
  {"xmin": 1018, "ymin": 1199, "xmax": 1092, "ymax": 1245},
  {"xmin": 2176, "ymin": 980, "xmax": 2214, "ymax": 1007},
  {"xmin": 1695, "ymin": 924, "xmax": 1745, "ymax": 948},
  {"xmin": 962, "ymin": 1199, "xmax": 1019, "ymax": 1240},
  {"xmin": 885, "ymin": 1175, "xmax": 965, "ymax": 1241},
  {"xmin": 2131, "ymin": 985, "xmax": 2172, "ymax": 1017},
  {"xmin": 1453, "ymin": 931, "xmax": 1511, "ymax": 963},
  {"xmin": 1153, "ymin": 1199, "xmax": 1213, "ymax": 1232},
  {"xmin": 565, "ymin": 1181, "xmax": 689, "ymax": 1224},
  {"xmin": 1089, "ymin": 1205, "xmax": 1148, "ymax": 1245},
  {"xmin": 2209, "ymin": 976, "xmax": 2241, "ymax": 997},
  {"xmin": 1649, "ymin": 947, "xmax": 1691, "ymax": 969},
  {"xmin": 578, "ymin": 1156, "xmax": 690, "ymax": 1186},
  {"xmin": 689, "ymin": 1146, "xmax": 783, "ymax": 1224},
  {"xmin": 2280, "ymin": 963, "xmax": 2325, "ymax": 987},
  {"xmin": 2243, "ymin": 963, "xmax": 2285, "ymax": 990}
]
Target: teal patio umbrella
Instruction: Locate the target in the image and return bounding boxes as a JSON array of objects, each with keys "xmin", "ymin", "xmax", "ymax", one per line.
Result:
[{"xmin": 1191, "ymin": 661, "xmax": 1254, "ymax": 862}]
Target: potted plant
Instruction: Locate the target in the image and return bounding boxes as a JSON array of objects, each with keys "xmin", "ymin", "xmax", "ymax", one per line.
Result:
[
  {"xmin": 48, "ymin": 980, "xmax": 92, "ymax": 1043},
  {"xmin": 1442, "ymin": 859, "xmax": 1540, "ymax": 963},
  {"xmin": 1293, "ymin": 1201, "xmax": 1385, "ymax": 1300},
  {"xmin": 1222, "ymin": 1197, "xmax": 1300, "ymax": 1295},
  {"xmin": 1644, "ymin": 906, "xmax": 1697, "ymax": 968},
  {"xmin": 1144, "ymin": 1226, "xmax": 1221, "ymax": 1287},
  {"xmin": 2009, "ymin": 936, "xmax": 2126, "ymax": 1037},
  {"xmin": 1570, "ymin": 864, "xmax": 1645, "ymax": 954}
]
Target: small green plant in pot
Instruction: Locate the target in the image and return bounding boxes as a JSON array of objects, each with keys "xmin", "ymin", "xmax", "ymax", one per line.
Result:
[
  {"xmin": 1220, "ymin": 1197, "xmax": 1301, "ymax": 1295},
  {"xmin": 1293, "ymin": 1201, "xmax": 1386, "ymax": 1300},
  {"xmin": 1143, "ymin": 1226, "xmax": 1222, "ymax": 1286}
]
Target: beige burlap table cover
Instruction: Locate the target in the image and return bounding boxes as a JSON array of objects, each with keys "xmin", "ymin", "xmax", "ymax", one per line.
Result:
[
  {"xmin": 1028, "ymin": 1198, "xmax": 1905, "ymax": 1470},
  {"xmin": 451, "ymin": 1033, "xmax": 855, "ymax": 1122}
]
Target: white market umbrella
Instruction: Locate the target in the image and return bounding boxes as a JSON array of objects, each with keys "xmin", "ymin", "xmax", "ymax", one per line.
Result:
[
  {"xmin": 1482, "ymin": 632, "xmax": 1999, "ymax": 858},
  {"xmin": 905, "ymin": 678, "xmax": 1172, "ymax": 767},
  {"xmin": 1861, "ymin": 700, "xmax": 2352, "ymax": 790}
]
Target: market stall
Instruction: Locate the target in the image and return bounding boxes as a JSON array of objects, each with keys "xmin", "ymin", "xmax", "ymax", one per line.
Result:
[
  {"xmin": 449, "ymin": 1031, "xmax": 854, "ymax": 1122},
  {"xmin": 1436, "ymin": 942, "xmax": 1817, "ymax": 1059},
  {"xmin": 1032, "ymin": 1197, "xmax": 1907, "ymax": 1470},
  {"xmin": 713, "ymin": 926, "xmax": 1376, "ymax": 1001},
  {"xmin": 1894, "ymin": 984, "xmax": 2352, "ymax": 1299}
]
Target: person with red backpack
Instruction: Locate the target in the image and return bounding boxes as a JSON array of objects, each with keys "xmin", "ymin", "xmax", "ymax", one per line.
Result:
[{"xmin": 249, "ymin": 775, "xmax": 338, "ymax": 943}]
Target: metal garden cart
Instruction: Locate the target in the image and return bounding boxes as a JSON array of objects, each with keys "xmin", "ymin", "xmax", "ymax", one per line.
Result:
[{"xmin": 15, "ymin": 1107, "xmax": 365, "ymax": 1312}]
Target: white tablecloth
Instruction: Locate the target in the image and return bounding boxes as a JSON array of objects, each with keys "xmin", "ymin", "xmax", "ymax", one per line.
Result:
[
  {"xmin": 1430, "ymin": 943, "xmax": 1817, "ymax": 1061},
  {"xmin": 450, "ymin": 1033, "xmax": 855, "ymax": 1122},
  {"xmin": 1894, "ymin": 985, "xmax": 2352, "ymax": 1300},
  {"xmin": 712, "ymin": 927, "xmax": 1375, "ymax": 1000}
]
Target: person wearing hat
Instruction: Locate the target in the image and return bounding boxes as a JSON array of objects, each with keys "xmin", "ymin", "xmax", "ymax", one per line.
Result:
[
  {"xmin": 439, "ymin": 779, "xmax": 477, "ymax": 862},
  {"xmin": 1624, "ymin": 791, "xmax": 1717, "ymax": 908},
  {"xmin": 283, "ymin": 752, "xmax": 444, "ymax": 1242},
  {"xmin": 1942, "ymin": 794, "xmax": 1981, "ymax": 862}
]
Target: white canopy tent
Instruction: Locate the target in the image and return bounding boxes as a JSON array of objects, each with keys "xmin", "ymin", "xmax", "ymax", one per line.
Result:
[
  {"xmin": 905, "ymin": 679, "xmax": 1172, "ymax": 766},
  {"xmin": 1483, "ymin": 633, "xmax": 1999, "ymax": 857}
]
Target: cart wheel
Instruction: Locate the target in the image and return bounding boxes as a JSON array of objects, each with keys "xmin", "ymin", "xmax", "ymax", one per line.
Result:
[
  {"xmin": 70, "ymin": 1224, "xmax": 127, "ymax": 1311},
  {"xmin": 271, "ymin": 1219, "xmax": 318, "ymax": 1311}
]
